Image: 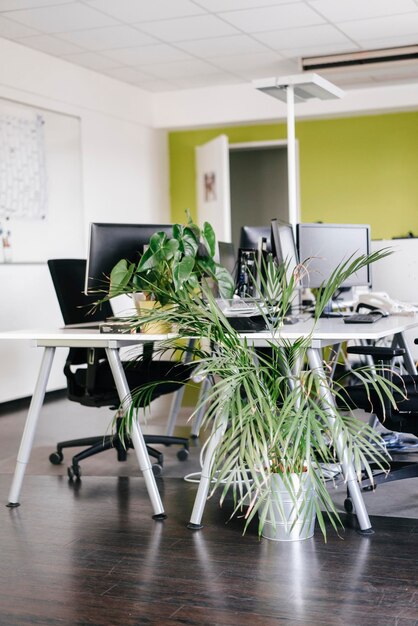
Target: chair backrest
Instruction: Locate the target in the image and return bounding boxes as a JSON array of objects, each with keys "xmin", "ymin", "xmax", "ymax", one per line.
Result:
[
  {"xmin": 48, "ymin": 259, "xmax": 113, "ymax": 325},
  {"xmin": 48, "ymin": 258, "xmax": 114, "ymax": 368}
]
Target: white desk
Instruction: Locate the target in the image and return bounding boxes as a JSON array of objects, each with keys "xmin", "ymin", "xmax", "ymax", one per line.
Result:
[
  {"xmin": 2, "ymin": 316, "xmax": 418, "ymax": 530},
  {"xmin": 187, "ymin": 314, "xmax": 418, "ymax": 534},
  {"xmin": 0, "ymin": 327, "xmax": 176, "ymax": 519}
]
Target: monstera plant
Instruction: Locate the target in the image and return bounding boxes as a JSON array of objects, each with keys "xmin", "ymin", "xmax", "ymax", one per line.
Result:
[{"xmin": 107, "ymin": 211, "xmax": 235, "ymax": 306}]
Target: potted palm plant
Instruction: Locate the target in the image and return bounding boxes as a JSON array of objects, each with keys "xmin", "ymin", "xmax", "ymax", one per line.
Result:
[{"xmin": 106, "ymin": 225, "xmax": 397, "ymax": 541}]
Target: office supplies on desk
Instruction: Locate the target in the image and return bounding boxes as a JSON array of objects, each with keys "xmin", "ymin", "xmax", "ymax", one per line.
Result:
[
  {"xmin": 357, "ymin": 292, "xmax": 418, "ymax": 316},
  {"xmin": 219, "ymin": 297, "xmax": 259, "ymax": 315},
  {"xmin": 344, "ymin": 311, "xmax": 385, "ymax": 324},
  {"xmin": 227, "ymin": 315, "xmax": 268, "ymax": 332}
]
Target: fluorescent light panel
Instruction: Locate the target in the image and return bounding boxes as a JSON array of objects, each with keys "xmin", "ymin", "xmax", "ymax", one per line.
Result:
[{"xmin": 254, "ymin": 72, "xmax": 344, "ymax": 102}]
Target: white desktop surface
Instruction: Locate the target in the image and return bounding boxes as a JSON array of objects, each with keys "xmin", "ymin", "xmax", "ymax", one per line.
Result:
[{"xmin": 1, "ymin": 314, "xmax": 417, "ymax": 347}]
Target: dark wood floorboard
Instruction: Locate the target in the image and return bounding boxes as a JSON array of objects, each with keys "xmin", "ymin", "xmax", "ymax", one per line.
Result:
[
  {"xmin": 1, "ymin": 474, "xmax": 418, "ymax": 626},
  {"xmin": 2, "ymin": 398, "xmax": 418, "ymax": 625}
]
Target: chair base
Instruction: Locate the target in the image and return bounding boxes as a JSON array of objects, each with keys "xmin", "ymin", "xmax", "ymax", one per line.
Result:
[{"xmin": 49, "ymin": 429, "xmax": 189, "ymax": 479}]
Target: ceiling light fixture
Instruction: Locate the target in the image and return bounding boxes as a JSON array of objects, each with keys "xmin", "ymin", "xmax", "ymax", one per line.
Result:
[{"xmin": 253, "ymin": 73, "xmax": 344, "ymax": 227}]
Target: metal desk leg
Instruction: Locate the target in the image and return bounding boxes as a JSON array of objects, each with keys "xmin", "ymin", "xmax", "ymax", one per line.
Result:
[
  {"xmin": 165, "ymin": 386, "xmax": 186, "ymax": 437},
  {"xmin": 393, "ymin": 332, "xmax": 417, "ymax": 375},
  {"xmin": 308, "ymin": 348, "xmax": 373, "ymax": 534},
  {"xmin": 165, "ymin": 338, "xmax": 196, "ymax": 437},
  {"xmin": 191, "ymin": 376, "xmax": 211, "ymax": 439},
  {"xmin": 105, "ymin": 347, "xmax": 166, "ymax": 520},
  {"xmin": 7, "ymin": 347, "xmax": 56, "ymax": 507},
  {"xmin": 188, "ymin": 411, "xmax": 228, "ymax": 529}
]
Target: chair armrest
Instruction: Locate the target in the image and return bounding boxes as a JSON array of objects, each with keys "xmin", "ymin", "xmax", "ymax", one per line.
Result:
[{"xmin": 347, "ymin": 346, "xmax": 405, "ymax": 359}]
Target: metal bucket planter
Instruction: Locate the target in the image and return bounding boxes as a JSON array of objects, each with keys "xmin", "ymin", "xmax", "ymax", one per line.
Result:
[{"xmin": 260, "ymin": 473, "xmax": 316, "ymax": 541}]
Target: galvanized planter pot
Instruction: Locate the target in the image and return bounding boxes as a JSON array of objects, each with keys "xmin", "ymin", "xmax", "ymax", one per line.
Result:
[{"xmin": 260, "ymin": 473, "xmax": 316, "ymax": 541}]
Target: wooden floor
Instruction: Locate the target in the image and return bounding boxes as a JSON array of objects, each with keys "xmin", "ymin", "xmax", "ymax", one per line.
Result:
[{"xmin": 2, "ymin": 396, "xmax": 418, "ymax": 625}]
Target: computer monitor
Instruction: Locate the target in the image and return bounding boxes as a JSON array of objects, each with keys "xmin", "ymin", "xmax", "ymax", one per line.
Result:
[
  {"xmin": 296, "ymin": 223, "xmax": 371, "ymax": 289},
  {"xmin": 218, "ymin": 241, "xmax": 237, "ymax": 282},
  {"xmin": 239, "ymin": 225, "xmax": 272, "ymax": 253},
  {"xmin": 85, "ymin": 222, "xmax": 172, "ymax": 294},
  {"xmin": 270, "ymin": 219, "xmax": 299, "ymax": 285}
]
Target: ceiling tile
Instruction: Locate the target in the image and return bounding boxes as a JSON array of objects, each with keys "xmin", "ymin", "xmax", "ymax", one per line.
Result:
[
  {"xmin": 349, "ymin": 34, "xmax": 418, "ymax": 50},
  {"xmin": 173, "ymin": 73, "xmax": 244, "ymax": 88},
  {"xmin": 209, "ymin": 51, "xmax": 285, "ymax": 72},
  {"xmin": 308, "ymin": 0, "xmax": 418, "ymax": 23},
  {"xmin": 134, "ymin": 79, "xmax": 181, "ymax": 92},
  {"xmin": 254, "ymin": 24, "xmax": 352, "ymax": 50},
  {"xmin": 84, "ymin": 0, "xmax": 205, "ymax": 22},
  {"xmin": 18, "ymin": 34, "xmax": 84, "ymax": 55},
  {"xmin": 232, "ymin": 58, "xmax": 299, "ymax": 80},
  {"xmin": 0, "ymin": 0, "xmax": 71, "ymax": 10},
  {"xmin": 62, "ymin": 50, "xmax": 122, "ymax": 70},
  {"xmin": 281, "ymin": 41, "xmax": 359, "ymax": 59},
  {"xmin": 0, "ymin": 14, "xmax": 39, "ymax": 37},
  {"xmin": 103, "ymin": 43, "xmax": 191, "ymax": 65},
  {"xmin": 5, "ymin": 3, "xmax": 118, "ymax": 33},
  {"xmin": 0, "ymin": 0, "xmax": 417, "ymax": 93},
  {"xmin": 337, "ymin": 13, "xmax": 418, "ymax": 41},
  {"xmin": 102, "ymin": 66, "xmax": 154, "ymax": 83},
  {"xmin": 194, "ymin": 0, "xmax": 301, "ymax": 9},
  {"xmin": 59, "ymin": 25, "xmax": 157, "ymax": 51},
  {"xmin": 176, "ymin": 34, "xmax": 270, "ymax": 58},
  {"xmin": 139, "ymin": 58, "xmax": 221, "ymax": 79},
  {"xmin": 209, "ymin": 51, "xmax": 299, "ymax": 80},
  {"xmin": 220, "ymin": 4, "xmax": 325, "ymax": 33},
  {"xmin": 137, "ymin": 14, "xmax": 239, "ymax": 42}
]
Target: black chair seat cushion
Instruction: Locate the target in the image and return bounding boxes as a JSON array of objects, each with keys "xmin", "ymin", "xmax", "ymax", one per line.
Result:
[
  {"xmin": 70, "ymin": 360, "xmax": 193, "ymax": 407},
  {"xmin": 340, "ymin": 375, "xmax": 418, "ymax": 436}
]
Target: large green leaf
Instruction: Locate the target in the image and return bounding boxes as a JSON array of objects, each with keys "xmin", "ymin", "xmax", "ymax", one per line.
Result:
[
  {"xmin": 214, "ymin": 264, "xmax": 235, "ymax": 298},
  {"xmin": 173, "ymin": 255, "xmax": 195, "ymax": 290},
  {"xmin": 109, "ymin": 259, "xmax": 134, "ymax": 297},
  {"xmin": 138, "ymin": 234, "xmax": 178, "ymax": 270},
  {"xmin": 180, "ymin": 226, "xmax": 199, "ymax": 257},
  {"xmin": 202, "ymin": 222, "xmax": 216, "ymax": 257}
]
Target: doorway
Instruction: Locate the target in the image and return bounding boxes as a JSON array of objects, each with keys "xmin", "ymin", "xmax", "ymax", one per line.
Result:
[
  {"xmin": 229, "ymin": 142, "xmax": 290, "ymax": 251},
  {"xmin": 196, "ymin": 136, "xmax": 299, "ymax": 248}
]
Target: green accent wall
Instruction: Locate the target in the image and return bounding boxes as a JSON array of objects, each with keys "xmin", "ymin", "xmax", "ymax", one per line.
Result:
[{"xmin": 169, "ymin": 110, "xmax": 418, "ymax": 240}]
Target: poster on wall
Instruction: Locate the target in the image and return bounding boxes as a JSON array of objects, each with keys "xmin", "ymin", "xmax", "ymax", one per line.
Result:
[
  {"xmin": 0, "ymin": 97, "xmax": 83, "ymax": 263},
  {"xmin": 195, "ymin": 135, "xmax": 231, "ymax": 243}
]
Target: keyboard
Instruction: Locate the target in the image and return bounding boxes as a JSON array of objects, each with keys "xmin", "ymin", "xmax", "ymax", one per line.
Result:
[{"xmin": 343, "ymin": 312, "xmax": 384, "ymax": 324}]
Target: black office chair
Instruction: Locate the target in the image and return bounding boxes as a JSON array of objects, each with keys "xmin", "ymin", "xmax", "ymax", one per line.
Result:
[
  {"xmin": 338, "ymin": 343, "xmax": 418, "ymax": 511},
  {"xmin": 47, "ymin": 258, "xmax": 191, "ymax": 479}
]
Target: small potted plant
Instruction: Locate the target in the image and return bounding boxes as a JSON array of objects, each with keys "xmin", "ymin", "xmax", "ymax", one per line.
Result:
[{"xmin": 105, "ymin": 211, "xmax": 234, "ymax": 332}]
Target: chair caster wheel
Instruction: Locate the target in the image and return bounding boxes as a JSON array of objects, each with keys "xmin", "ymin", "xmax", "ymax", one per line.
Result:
[
  {"xmin": 152, "ymin": 464, "xmax": 163, "ymax": 477},
  {"xmin": 68, "ymin": 466, "xmax": 81, "ymax": 481},
  {"xmin": 49, "ymin": 451, "xmax": 63, "ymax": 465},
  {"xmin": 344, "ymin": 497, "xmax": 355, "ymax": 514},
  {"xmin": 177, "ymin": 448, "xmax": 189, "ymax": 461}
]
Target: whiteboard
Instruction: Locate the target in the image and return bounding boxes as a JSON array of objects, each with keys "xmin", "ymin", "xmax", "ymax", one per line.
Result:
[{"xmin": 0, "ymin": 97, "xmax": 84, "ymax": 263}]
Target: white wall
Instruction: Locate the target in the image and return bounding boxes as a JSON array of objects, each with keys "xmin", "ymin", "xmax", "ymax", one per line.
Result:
[
  {"xmin": 0, "ymin": 38, "xmax": 169, "ymax": 402},
  {"xmin": 152, "ymin": 81, "xmax": 418, "ymax": 130}
]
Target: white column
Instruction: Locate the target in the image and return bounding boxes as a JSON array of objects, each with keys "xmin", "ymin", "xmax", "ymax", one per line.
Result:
[{"xmin": 286, "ymin": 84, "xmax": 297, "ymax": 230}]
